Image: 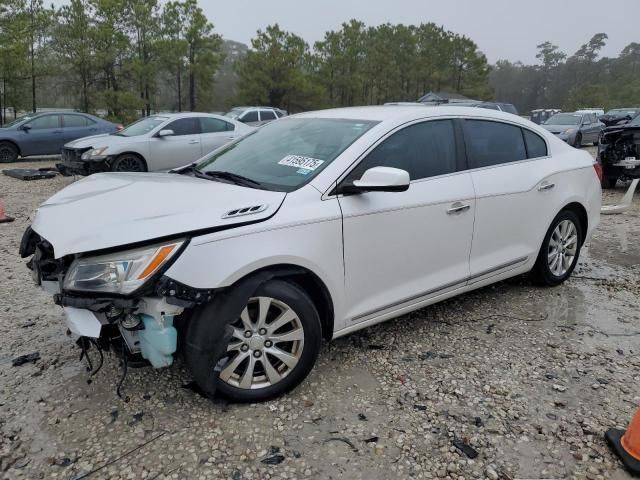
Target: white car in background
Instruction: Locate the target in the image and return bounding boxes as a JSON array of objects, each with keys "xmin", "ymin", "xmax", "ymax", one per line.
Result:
[
  {"xmin": 23, "ymin": 106, "xmax": 601, "ymax": 402},
  {"xmin": 57, "ymin": 112, "xmax": 253, "ymax": 175}
]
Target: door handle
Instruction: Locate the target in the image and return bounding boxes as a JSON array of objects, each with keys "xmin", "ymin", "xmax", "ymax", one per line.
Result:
[
  {"xmin": 52, "ymin": 130, "xmax": 62, "ymax": 134},
  {"xmin": 188, "ymin": 140, "xmax": 200, "ymax": 144},
  {"xmin": 447, "ymin": 202, "xmax": 471, "ymax": 214},
  {"xmin": 538, "ymin": 182, "xmax": 555, "ymax": 191}
]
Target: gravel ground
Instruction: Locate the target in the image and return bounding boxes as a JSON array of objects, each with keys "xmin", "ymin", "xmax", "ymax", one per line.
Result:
[{"xmin": 0, "ymin": 151, "xmax": 638, "ymax": 480}]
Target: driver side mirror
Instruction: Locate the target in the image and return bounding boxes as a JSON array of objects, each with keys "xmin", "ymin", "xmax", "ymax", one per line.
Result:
[
  {"xmin": 157, "ymin": 129, "xmax": 174, "ymax": 137},
  {"xmin": 340, "ymin": 166, "xmax": 410, "ymax": 195},
  {"xmin": 21, "ymin": 124, "xmax": 32, "ymax": 131}
]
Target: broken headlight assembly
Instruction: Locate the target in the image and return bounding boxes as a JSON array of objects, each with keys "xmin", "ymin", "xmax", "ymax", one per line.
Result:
[
  {"xmin": 81, "ymin": 146, "xmax": 109, "ymax": 160},
  {"xmin": 63, "ymin": 240, "xmax": 185, "ymax": 295}
]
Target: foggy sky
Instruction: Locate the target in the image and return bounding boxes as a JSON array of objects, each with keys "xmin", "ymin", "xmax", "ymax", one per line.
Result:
[{"xmin": 51, "ymin": 0, "xmax": 639, "ymax": 63}]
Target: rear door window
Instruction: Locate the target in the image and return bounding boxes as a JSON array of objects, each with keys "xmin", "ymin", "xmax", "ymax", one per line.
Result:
[
  {"xmin": 260, "ymin": 110, "xmax": 277, "ymax": 121},
  {"xmin": 63, "ymin": 115, "xmax": 91, "ymax": 127},
  {"xmin": 463, "ymin": 120, "xmax": 527, "ymax": 168},
  {"xmin": 200, "ymin": 117, "xmax": 234, "ymax": 133}
]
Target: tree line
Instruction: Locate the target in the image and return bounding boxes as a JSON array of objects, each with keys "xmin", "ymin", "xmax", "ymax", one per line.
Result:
[
  {"xmin": 1, "ymin": 1, "xmax": 638, "ymax": 125},
  {"xmin": 491, "ymin": 34, "xmax": 640, "ymax": 113}
]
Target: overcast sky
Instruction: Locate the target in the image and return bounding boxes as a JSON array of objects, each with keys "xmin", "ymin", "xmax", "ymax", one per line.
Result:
[{"xmin": 52, "ymin": 0, "xmax": 639, "ymax": 64}]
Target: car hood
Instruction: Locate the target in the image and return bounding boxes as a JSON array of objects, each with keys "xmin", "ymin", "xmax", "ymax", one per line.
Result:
[
  {"xmin": 541, "ymin": 124, "xmax": 576, "ymax": 133},
  {"xmin": 32, "ymin": 172, "xmax": 286, "ymax": 258},
  {"xmin": 64, "ymin": 133, "xmax": 139, "ymax": 149}
]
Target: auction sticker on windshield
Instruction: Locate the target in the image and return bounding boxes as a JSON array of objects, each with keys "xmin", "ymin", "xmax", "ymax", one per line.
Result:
[{"xmin": 278, "ymin": 155, "xmax": 325, "ymax": 171}]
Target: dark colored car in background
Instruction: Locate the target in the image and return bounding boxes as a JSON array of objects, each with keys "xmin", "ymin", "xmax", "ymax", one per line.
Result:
[
  {"xmin": 599, "ymin": 107, "xmax": 640, "ymax": 127},
  {"xmin": 0, "ymin": 112, "xmax": 120, "ymax": 163},
  {"xmin": 598, "ymin": 113, "xmax": 640, "ymax": 188}
]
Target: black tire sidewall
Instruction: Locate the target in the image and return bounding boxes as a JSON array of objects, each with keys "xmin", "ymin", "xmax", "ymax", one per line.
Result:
[
  {"xmin": 200, "ymin": 280, "xmax": 322, "ymax": 402},
  {"xmin": 0, "ymin": 142, "xmax": 18, "ymax": 163},
  {"xmin": 533, "ymin": 210, "xmax": 583, "ymax": 286},
  {"xmin": 112, "ymin": 154, "xmax": 146, "ymax": 172},
  {"xmin": 574, "ymin": 134, "xmax": 582, "ymax": 148}
]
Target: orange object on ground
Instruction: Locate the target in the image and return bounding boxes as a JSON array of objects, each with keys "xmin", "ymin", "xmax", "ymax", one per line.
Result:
[
  {"xmin": 0, "ymin": 198, "xmax": 14, "ymax": 223},
  {"xmin": 606, "ymin": 407, "xmax": 640, "ymax": 476}
]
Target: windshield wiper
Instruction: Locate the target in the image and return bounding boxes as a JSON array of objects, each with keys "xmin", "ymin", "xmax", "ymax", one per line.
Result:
[
  {"xmin": 203, "ymin": 170, "xmax": 264, "ymax": 188},
  {"xmin": 175, "ymin": 163, "xmax": 213, "ymax": 180}
]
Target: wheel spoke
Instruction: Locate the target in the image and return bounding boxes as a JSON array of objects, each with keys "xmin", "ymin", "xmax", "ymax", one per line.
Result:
[
  {"xmin": 267, "ymin": 309, "xmax": 297, "ymax": 334},
  {"xmin": 255, "ymin": 297, "xmax": 272, "ymax": 330},
  {"xmin": 262, "ymin": 356, "xmax": 282, "ymax": 384},
  {"xmin": 240, "ymin": 307, "xmax": 253, "ymax": 331},
  {"xmin": 227, "ymin": 341, "xmax": 243, "ymax": 352},
  {"xmin": 270, "ymin": 327, "xmax": 304, "ymax": 343},
  {"xmin": 239, "ymin": 355, "xmax": 256, "ymax": 389},
  {"xmin": 219, "ymin": 351, "xmax": 249, "ymax": 382},
  {"xmin": 266, "ymin": 347, "xmax": 299, "ymax": 368}
]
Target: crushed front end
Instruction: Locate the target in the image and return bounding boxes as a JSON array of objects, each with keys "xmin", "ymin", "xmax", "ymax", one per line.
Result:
[
  {"xmin": 19, "ymin": 227, "xmax": 213, "ymax": 374},
  {"xmin": 57, "ymin": 147, "xmax": 112, "ymax": 176},
  {"xmin": 598, "ymin": 125, "xmax": 640, "ymax": 185}
]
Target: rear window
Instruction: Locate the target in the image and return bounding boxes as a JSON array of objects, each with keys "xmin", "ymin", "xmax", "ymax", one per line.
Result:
[{"xmin": 463, "ymin": 120, "xmax": 527, "ymax": 168}]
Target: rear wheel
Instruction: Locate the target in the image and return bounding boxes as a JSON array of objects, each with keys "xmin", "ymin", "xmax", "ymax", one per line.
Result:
[
  {"xmin": 111, "ymin": 154, "xmax": 147, "ymax": 172},
  {"xmin": 0, "ymin": 142, "xmax": 18, "ymax": 163},
  {"xmin": 531, "ymin": 210, "xmax": 583, "ymax": 286},
  {"xmin": 188, "ymin": 280, "xmax": 322, "ymax": 402}
]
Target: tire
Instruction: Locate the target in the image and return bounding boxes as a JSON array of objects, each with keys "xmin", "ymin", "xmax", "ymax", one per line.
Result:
[
  {"xmin": 0, "ymin": 142, "xmax": 18, "ymax": 163},
  {"xmin": 530, "ymin": 210, "xmax": 583, "ymax": 286},
  {"xmin": 602, "ymin": 176, "xmax": 618, "ymax": 189},
  {"xmin": 573, "ymin": 134, "xmax": 582, "ymax": 148},
  {"xmin": 188, "ymin": 280, "xmax": 322, "ymax": 402},
  {"xmin": 111, "ymin": 153, "xmax": 147, "ymax": 172}
]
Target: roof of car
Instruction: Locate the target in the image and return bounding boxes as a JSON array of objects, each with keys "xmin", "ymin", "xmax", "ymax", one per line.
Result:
[
  {"xmin": 294, "ymin": 105, "xmax": 527, "ymax": 124},
  {"xmin": 151, "ymin": 112, "xmax": 230, "ymax": 118}
]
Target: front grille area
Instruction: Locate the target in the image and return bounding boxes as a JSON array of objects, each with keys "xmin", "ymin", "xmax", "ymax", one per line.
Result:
[{"xmin": 61, "ymin": 147, "xmax": 91, "ymax": 162}]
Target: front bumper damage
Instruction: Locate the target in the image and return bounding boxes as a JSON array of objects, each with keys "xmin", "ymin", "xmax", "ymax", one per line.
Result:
[
  {"xmin": 19, "ymin": 226, "xmax": 228, "ymax": 397},
  {"xmin": 598, "ymin": 126, "xmax": 640, "ymax": 181},
  {"xmin": 57, "ymin": 147, "xmax": 111, "ymax": 176}
]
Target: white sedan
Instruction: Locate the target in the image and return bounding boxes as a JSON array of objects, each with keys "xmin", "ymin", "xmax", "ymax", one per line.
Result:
[
  {"xmin": 57, "ymin": 112, "xmax": 253, "ymax": 175},
  {"xmin": 23, "ymin": 106, "xmax": 601, "ymax": 402}
]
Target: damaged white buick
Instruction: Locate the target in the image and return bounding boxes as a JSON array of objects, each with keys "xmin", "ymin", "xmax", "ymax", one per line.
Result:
[{"xmin": 20, "ymin": 106, "xmax": 601, "ymax": 402}]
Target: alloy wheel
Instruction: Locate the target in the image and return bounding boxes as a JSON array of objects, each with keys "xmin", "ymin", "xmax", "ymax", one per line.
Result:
[
  {"xmin": 547, "ymin": 219, "xmax": 578, "ymax": 277},
  {"xmin": 219, "ymin": 296, "xmax": 305, "ymax": 390},
  {"xmin": 113, "ymin": 156, "xmax": 145, "ymax": 172}
]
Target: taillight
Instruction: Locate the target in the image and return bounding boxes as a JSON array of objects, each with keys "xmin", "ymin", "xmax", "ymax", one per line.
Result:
[{"xmin": 593, "ymin": 162, "xmax": 603, "ymax": 183}]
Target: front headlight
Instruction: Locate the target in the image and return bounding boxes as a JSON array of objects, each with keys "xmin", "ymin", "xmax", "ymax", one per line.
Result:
[
  {"xmin": 64, "ymin": 240, "xmax": 185, "ymax": 294},
  {"xmin": 81, "ymin": 146, "xmax": 109, "ymax": 160},
  {"xmin": 564, "ymin": 128, "xmax": 576, "ymax": 135}
]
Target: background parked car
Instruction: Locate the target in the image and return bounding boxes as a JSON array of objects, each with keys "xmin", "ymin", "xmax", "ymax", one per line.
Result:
[
  {"xmin": 575, "ymin": 108, "xmax": 605, "ymax": 116},
  {"xmin": 541, "ymin": 112, "xmax": 604, "ymax": 147},
  {"xmin": 57, "ymin": 112, "xmax": 252, "ymax": 175},
  {"xmin": 599, "ymin": 107, "xmax": 640, "ymax": 127},
  {"xmin": 530, "ymin": 109, "xmax": 562, "ymax": 125},
  {"xmin": 223, "ymin": 106, "xmax": 286, "ymax": 126},
  {"xmin": 0, "ymin": 112, "xmax": 119, "ymax": 163}
]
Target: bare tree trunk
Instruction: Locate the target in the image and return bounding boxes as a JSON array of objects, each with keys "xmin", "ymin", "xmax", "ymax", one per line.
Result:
[
  {"xmin": 30, "ymin": 6, "xmax": 36, "ymax": 113},
  {"xmin": 177, "ymin": 63, "xmax": 182, "ymax": 112},
  {"xmin": 189, "ymin": 48, "xmax": 195, "ymax": 111}
]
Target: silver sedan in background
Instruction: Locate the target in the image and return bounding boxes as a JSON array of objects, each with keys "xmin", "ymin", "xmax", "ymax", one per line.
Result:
[{"xmin": 541, "ymin": 112, "xmax": 604, "ymax": 147}]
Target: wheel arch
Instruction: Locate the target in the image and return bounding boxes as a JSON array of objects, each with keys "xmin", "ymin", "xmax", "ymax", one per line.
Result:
[
  {"xmin": 560, "ymin": 201, "xmax": 588, "ymax": 244},
  {"xmin": 226, "ymin": 264, "xmax": 335, "ymax": 342},
  {"xmin": 0, "ymin": 139, "xmax": 22, "ymax": 156}
]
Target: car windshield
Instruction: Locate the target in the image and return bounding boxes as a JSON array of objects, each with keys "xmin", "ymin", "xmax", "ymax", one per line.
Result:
[
  {"xmin": 2, "ymin": 114, "xmax": 36, "ymax": 128},
  {"xmin": 629, "ymin": 114, "xmax": 640, "ymax": 127},
  {"xmin": 545, "ymin": 114, "xmax": 581, "ymax": 125},
  {"xmin": 223, "ymin": 109, "xmax": 244, "ymax": 119},
  {"xmin": 117, "ymin": 116, "xmax": 168, "ymax": 136},
  {"xmin": 196, "ymin": 117, "xmax": 378, "ymax": 192}
]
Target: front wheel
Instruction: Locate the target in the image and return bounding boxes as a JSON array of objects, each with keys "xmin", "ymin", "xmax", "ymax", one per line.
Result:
[
  {"xmin": 573, "ymin": 133, "xmax": 582, "ymax": 148},
  {"xmin": 187, "ymin": 280, "xmax": 322, "ymax": 402},
  {"xmin": 531, "ymin": 210, "xmax": 583, "ymax": 286},
  {"xmin": 111, "ymin": 154, "xmax": 147, "ymax": 172},
  {"xmin": 0, "ymin": 142, "xmax": 18, "ymax": 163}
]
